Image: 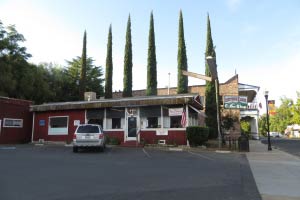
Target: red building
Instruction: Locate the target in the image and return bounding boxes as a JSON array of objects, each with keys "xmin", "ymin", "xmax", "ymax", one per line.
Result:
[
  {"xmin": 30, "ymin": 75, "xmax": 260, "ymax": 145},
  {"xmin": 0, "ymin": 97, "xmax": 32, "ymax": 144},
  {"xmin": 31, "ymin": 94, "xmax": 202, "ymax": 145}
]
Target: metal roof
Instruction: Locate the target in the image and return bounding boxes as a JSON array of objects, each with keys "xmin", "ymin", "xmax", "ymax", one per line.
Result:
[{"xmin": 31, "ymin": 94, "xmax": 201, "ymax": 112}]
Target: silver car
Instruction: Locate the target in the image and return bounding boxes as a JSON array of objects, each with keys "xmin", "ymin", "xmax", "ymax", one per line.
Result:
[{"xmin": 73, "ymin": 124, "xmax": 106, "ymax": 152}]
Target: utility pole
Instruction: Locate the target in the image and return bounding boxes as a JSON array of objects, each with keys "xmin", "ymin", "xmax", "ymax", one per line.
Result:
[
  {"xmin": 182, "ymin": 56, "xmax": 222, "ymax": 148},
  {"xmin": 168, "ymin": 72, "xmax": 170, "ymax": 95}
]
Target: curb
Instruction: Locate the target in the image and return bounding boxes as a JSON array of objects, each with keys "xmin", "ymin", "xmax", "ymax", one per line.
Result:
[
  {"xmin": 169, "ymin": 147, "xmax": 183, "ymax": 152},
  {"xmin": 215, "ymin": 150, "xmax": 231, "ymax": 153}
]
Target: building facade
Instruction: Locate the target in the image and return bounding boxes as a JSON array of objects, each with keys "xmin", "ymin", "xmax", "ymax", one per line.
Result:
[
  {"xmin": 30, "ymin": 74, "xmax": 260, "ymax": 145},
  {"xmin": 0, "ymin": 97, "xmax": 32, "ymax": 144},
  {"xmin": 31, "ymin": 94, "xmax": 202, "ymax": 145}
]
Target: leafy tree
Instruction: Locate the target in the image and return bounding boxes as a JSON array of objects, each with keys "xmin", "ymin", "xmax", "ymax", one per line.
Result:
[
  {"xmin": 269, "ymin": 97, "xmax": 293, "ymax": 133},
  {"xmin": 0, "ymin": 21, "xmax": 105, "ymax": 104},
  {"xmin": 123, "ymin": 15, "xmax": 133, "ymax": 97},
  {"xmin": 65, "ymin": 57, "xmax": 104, "ymax": 101},
  {"xmin": 0, "ymin": 20, "xmax": 60, "ymax": 104},
  {"xmin": 177, "ymin": 10, "xmax": 188, "ymax": 94},
  {"xmin": 221, "ymin": 114, "xmax": 236, "ymax": 131},
  {"xmin": 0, "ymin": 21, "xmax": 31, "ymax": 59},
  {"xmin": 0, "ymin": 57, "xmax": 17, "ymax": 96},
  {"xmin": 0, "ymin": 21, "xmax": 50, "ymax": 104},
  {"xmin": 105, "ymin": 25, "xmax": 113, "ymax": 99},
  {"xmin": 30, "ymin": 63, "xmax": 56, "ymax": 104},
  {"xmin": 146, "ymin": 12, "xmax": 157, "ymax": 96},
  {"xmin": 259, "ymin": 96, "xmax": 298, "ymax": 136},
  {"xmin": 258, "ymin": 114, "xmax": 267, "ymax": 137},
  {"xmin": 204, "ymin": 14, "xmax": 218, "ymax": 138},
  {"xmin": 240, "ymin": 117, "xmax": 251, "ymax": 134},
  {"xmin": 0, "ymin": 20, "xmax": 31, "ymax": 97},
  {"xmin": 79, "ymin": 30, "xmax": 87, "ymax": 100},
  {"xmin": 291, "ymin": 92, "xmax": 300, "ymax": 124}
]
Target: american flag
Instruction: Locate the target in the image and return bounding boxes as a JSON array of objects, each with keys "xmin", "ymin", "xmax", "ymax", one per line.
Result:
[{"xmin": 181, "ymin": 106, "xmax": 186, "ymax": 128}]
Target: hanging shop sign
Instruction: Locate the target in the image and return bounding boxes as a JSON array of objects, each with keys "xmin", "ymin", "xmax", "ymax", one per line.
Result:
[
  {"xmin": 169, "ymin": 108, "xmax": 183, "ymax": 116},
  {"xmin": 268, "ymin": 100, "xmax": 276, "ymax": 116},
  {"xmin": 224, "ymin": 96, "xmax": 248, "ymax": 109}
]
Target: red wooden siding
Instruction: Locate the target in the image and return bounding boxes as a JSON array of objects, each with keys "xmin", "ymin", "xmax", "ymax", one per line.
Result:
[
  {"xmin": 140, "ymin": 130, "xmax": 186, "ymax": 145},
  {"xmin": 33, "ymin": 110, "xmax": 85, "ymax": 143},
  {"xmin": 104, "ymin": 130, "xmax": 124, "ymax": 143},
  {"xmin": 0, "ymin": 98, "xmax": 32, "ymax": 144}
]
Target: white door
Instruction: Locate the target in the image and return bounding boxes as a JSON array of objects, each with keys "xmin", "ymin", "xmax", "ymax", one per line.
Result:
[
  {"xmin": 127, "ymin": 116, "xmax": 137, "ymax": 141},
  {"xmin": 125, "ymin": 108, "xmax": 139, "ymax": 141}
]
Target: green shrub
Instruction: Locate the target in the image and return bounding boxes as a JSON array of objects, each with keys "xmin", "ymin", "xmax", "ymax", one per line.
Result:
[
  {"xmin": 166, "ymin": 139, "xmax": 178, "ymax": 146},
  {"xmin": 186, "ymin": 126, "xmax": 209, "ymax": 146},
  {"xmin": 208, "ymin": 127, "xmax": 218, "ymax": 139},
  {"xmin": 107, "ymin": 137, "xmax": 120, "ymax": 145},
  {"xmin": 139, "ymin": 138, "xmax": 146, "ymax": 146}
]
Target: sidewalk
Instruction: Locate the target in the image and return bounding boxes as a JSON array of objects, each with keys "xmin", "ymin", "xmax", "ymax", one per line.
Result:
[{"xmin": 247, "ymin": 140, "xmax": 300, "ymax": 200}]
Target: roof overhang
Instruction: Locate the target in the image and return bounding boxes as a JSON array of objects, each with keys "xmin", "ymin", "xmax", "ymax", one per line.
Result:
[
  {"xmin": 238, "ymin": 83, "xmax": 260, "ymax": 102},
  {"xmin": 30, "ymin": 94, "xmax": 203, "ymax": 112}
]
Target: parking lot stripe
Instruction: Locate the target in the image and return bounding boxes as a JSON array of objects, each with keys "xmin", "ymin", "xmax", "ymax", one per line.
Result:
[
  {"xmin": 142, "ymin": 148, "xmax": 151, "ymax": 158},
  {"xmin": 188, "ymin": 151, "xmax": 215, "ymax": 161},
  {"xmin": 0, "ymin": 146, "xmax": 16, "ymax": 150}
]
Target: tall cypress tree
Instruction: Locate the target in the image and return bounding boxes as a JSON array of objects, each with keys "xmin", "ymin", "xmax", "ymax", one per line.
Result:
[
  {"xmin": 177, "ymin": 10, "xmax": 188, "ymax": 94},
  {"xmin": 79, "ymin": 30, "xmax": 87, "ymax": 100},
  {"xmin": 146, "ymin": 11, "xmax": 157, "ymax": 96},
  {"xmin": 123, "ymin": 15, "xmax": 133, "ymax": 97},
  {"xmin": 205, "ymin": 14, "xmax": 218, "ymax": 138},
  {"xmin": 105, "ymin": 24, "xmax": 113, "ymax": 99}
]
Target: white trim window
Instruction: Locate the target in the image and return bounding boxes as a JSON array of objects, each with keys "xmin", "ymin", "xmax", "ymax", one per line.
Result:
[
  {"xmin": 48, "ymin": 116, "xmax": 69, "ymax": 135},
  {"xmin": 3, "ymin": 118, "xmax": 23, "ymax": 128},
  {"xmin": 106, "ymin": 117, "xmax": 124, "ymax": 129}
]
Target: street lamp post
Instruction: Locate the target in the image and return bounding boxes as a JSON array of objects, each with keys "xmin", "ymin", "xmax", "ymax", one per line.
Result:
[{"xmin": 264, "ymin": 90, "xmax": 272, "ymax": 151}]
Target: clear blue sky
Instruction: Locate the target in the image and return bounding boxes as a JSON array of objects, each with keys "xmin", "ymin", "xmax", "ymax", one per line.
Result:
[{"xmin": 1, "ymin": 0, "xmax": 300, "ymax": 106}]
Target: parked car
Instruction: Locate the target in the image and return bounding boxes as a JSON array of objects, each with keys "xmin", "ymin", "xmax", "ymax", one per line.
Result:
[
  {"xmin": 73, "ymin": 124, "xmax": 106, "ymax": 152},
  {"xmin": 270, "ymin": 132, "xmax": 283, "ymax": 138}
]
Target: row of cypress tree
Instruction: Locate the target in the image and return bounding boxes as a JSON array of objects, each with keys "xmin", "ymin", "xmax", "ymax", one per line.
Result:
[
  {"xmin": 79, "ymin": 11, "xmax": 218, "ymax": 133},
  {"xmin": 101, "ymin": 12, "xmax": 216, "ymax": 98}
]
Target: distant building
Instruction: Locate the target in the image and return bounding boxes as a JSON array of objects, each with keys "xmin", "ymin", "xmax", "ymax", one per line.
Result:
[
  {"xmin": 285, "ymin": 124, "xmax": 300, "ymax": 138},
  {"xmin": 0, "ymin": 97, "xmax": 32, "ymax": 144}
]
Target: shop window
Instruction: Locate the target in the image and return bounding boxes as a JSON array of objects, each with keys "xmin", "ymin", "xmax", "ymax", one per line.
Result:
[
  {"xmin": 170, "ymin": 116, "xmax": 182, "ymax": 128},
  {"xmin": 3, "ymin": 118, "xmax": 23, "ymax": 128},
  {"xmin": 112, "ymin": 118, "xmax": 121, "ymax": 129},
  {"xmin": 88, "ymin": 119, "xmax": 103, "ymax": 127},
  {"xmin": 48, "ymin": 116, "xmax": 68, "ymax": 135},
  {"xmin": 147, "ymin": 117, "xmax": 158, "ymax": 128},
  {"xmin": 106, "ymin": 118, "xmax": 124, "ymax": 129},
  {"xmin": 163, "ymin": 117, "xmax": 170, "ymax": 128}
]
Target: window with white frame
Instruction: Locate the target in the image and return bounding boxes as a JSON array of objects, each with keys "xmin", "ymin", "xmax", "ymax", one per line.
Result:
[
  {"xmin": 87, "ymin": 109, "xmax": 104, "ymax": 127},
  {"xmin": 88, "ymin": 119, "xmax": 103, "ymax": 127},
  {"xmin": 188, "ymin": 107, "xmax": 199, "ymax": 126},
  {"xmin": 112, "ymin": 118, "xmax": 121, "ymax": 129},
  {"xmin": 162, "ymin": 107, "xmax": 170, "ymax": 128},
  {"xmin": 48, "ymin": 116, "xmax": 68, "ymax": 135},
  {"xmin": 106, "ymin": 108, "xmax": 125, "ymax": 129},
  {"xmin": 168, "ymin": 107, "xmax": 185, "ymax": 128},
  {"xmin": 147, "ymin": 117, "xmax": 158, "ymax": 128},
  {"xmin": 140, "ymin": 106, "xmax": 161, "ymax": 129},
  {"xmin": 170, "ymin": 116, "xmax": 182, "ymax": 128},
  {"xmin": 3, "ymin": 118, "xmax": 23, "ymax": 128}
]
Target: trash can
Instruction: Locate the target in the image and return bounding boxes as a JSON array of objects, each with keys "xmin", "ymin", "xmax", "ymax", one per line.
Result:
[{"xmin": 238, "ymin": 134, "xmax": 249, "ymax": 152}]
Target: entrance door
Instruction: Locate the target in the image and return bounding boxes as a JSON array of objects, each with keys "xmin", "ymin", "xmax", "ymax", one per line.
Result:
[{"xmin": 127, "ymin": 116, "xmax": 137, "ymax": 140}]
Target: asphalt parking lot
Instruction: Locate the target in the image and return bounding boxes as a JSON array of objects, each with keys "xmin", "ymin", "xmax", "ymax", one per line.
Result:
[{"xmin": 0, "ymin": 145, "xmax": 261, "ymax": 200}]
